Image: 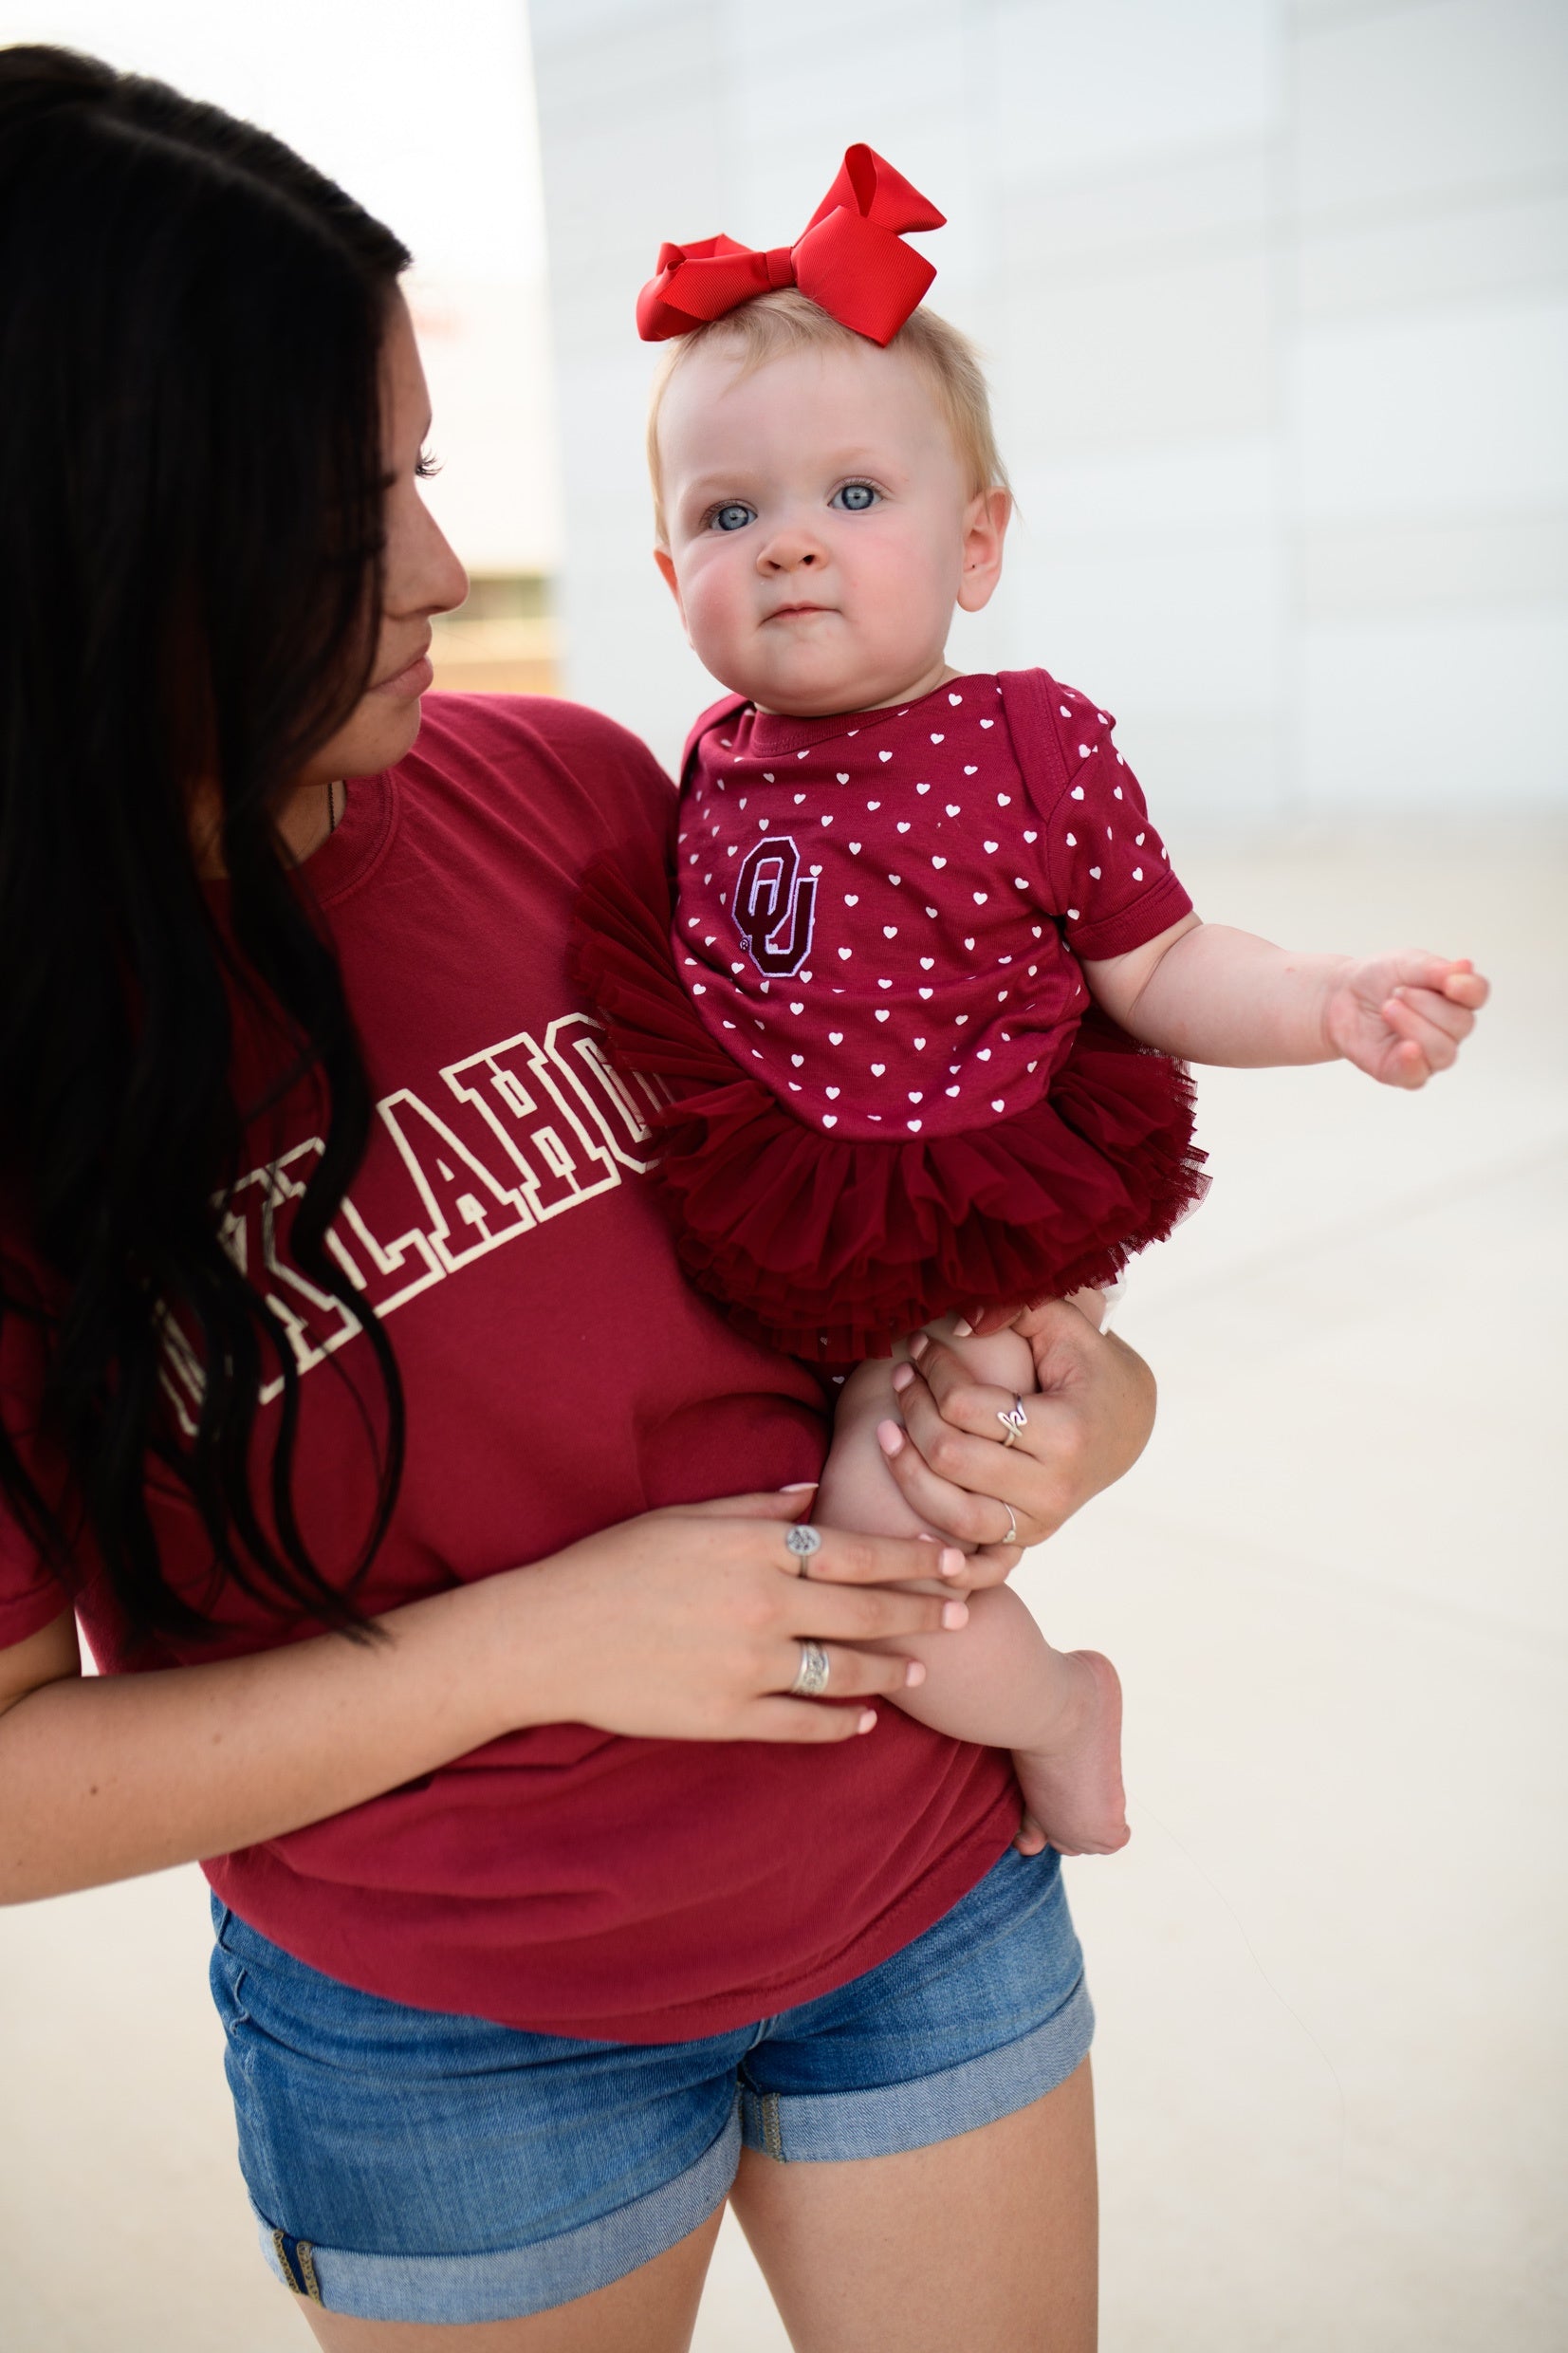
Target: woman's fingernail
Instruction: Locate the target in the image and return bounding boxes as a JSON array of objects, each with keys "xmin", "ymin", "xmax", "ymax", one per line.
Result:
[
  {"xmin": 891, "ymin": 1362, "xmax": 914, "ymax": 1393},
  {"xmin": 952, "ymin": 1316, "xmax": 974, "ymax": 1338},
  {"xmin": 941, "ymin": 1599, "xmax": 970, "ymax": 1629},
  {"xmin": 858, "ymin": 1710, "xmax": 878, "ymax": 1733},
  {"xmin": 939, "ymin": 1547, "xmax": 966, "ymax": 1578},
  {"xmin": 779, "ymin": 1482, "xmax": 819, "ymax": 1493},
  {"xmin": 904, "ymin": 1660, "xmax": 927, "ymax": 1687},
  {"xmin": 909, "ymin": 1332, "xmax": 930, "ymax": 1361},
  {"xmin": 876, "ymin": 1420, "xmax": 905, "ymax": 1458}
]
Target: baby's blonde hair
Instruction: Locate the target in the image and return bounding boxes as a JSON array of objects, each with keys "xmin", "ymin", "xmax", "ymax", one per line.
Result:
[{"xmin": 647, "ymin": 287, "xmax": 1009, "ymax": 546}]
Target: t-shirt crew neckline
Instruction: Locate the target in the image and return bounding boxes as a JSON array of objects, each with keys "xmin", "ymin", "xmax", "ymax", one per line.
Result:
[
  {"xmin": 743, "ymin": 673, "xmax": 991, "ymax": 760},
  {"xmin": 198, "ymin": 767, "xmax": 400, "ymax": 911}
]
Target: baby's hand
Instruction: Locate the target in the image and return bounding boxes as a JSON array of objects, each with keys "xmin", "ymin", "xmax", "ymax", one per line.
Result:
[{"xmin": 1323, "ymin": 951, "xmax": 1489, "ymax": 1088}]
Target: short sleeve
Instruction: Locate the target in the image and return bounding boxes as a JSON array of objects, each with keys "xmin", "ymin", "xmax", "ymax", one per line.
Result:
[{"xmin": 1038, "ymin": 698, "xmax": 1192, "ymax": 961}]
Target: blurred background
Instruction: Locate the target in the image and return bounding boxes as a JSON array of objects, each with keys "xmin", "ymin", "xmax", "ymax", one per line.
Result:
[{"xmin": 0, "ymin": 4, "xmax": 1563, "ymax": 2350}]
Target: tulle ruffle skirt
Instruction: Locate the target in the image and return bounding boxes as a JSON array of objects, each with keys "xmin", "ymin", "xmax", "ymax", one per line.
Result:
[{"xmin": 571, "ymin": 862, "xmax": 1207, "ymax": 1359}]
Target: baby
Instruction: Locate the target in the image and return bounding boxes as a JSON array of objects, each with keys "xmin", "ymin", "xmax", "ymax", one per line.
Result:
[{"xmin": 575, "ymin": 147, "xmax": 1487, "ymax": 1857}]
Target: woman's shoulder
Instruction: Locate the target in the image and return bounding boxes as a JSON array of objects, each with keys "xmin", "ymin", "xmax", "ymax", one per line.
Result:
[{"xmin": 411, "ymin": 693, "xmax": 674, "ymax": 813}]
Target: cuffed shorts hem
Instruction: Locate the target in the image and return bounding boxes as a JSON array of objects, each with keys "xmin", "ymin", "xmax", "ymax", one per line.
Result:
[
  {"xmin": 214, "ymin": 1843, "xmax": 1090, "ymax": 2324},
  {"xmin": 252, "ymin": 2108, "xmax": 741, "ymax": 2325},
  {"xmin": 738, "ymin": 1972, "xmax": 1093, "ymax": 2163}
]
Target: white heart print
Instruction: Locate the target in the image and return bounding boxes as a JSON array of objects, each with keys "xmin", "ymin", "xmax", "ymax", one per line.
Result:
[
  {"xmin": 871, "ymin": 1063, "xmax": 886, "ymax": 1075},
  {"xmin": 879, "ymin": 750, "xmax": 893, "ymax": 763}
]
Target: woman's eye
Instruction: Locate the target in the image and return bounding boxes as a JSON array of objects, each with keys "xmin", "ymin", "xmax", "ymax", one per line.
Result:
[
  {"xmin": 833, "ymin": 483, "xmax": 878, "ymax": 511},
  {"xmin": 711, "ymin": 503, "xmax": 754, "ymax": 532}
]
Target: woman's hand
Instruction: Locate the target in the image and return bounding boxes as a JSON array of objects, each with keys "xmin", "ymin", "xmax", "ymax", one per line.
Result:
[
  {"xmin": 512, "ymin": 1491, "xmax": 970, "ymax": 1745},
  {"xmin": 875, "ymin": 1298, "xmax": 1156, "ymax": 1582},
  {"xmin": 0, "ymin": 1496, "xmax": 969, "ymax": 1902}
]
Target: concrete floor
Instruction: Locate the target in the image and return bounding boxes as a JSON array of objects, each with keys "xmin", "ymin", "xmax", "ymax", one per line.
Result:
[{"xmin": 2, "ymin": 831, "xmax": 1563, "ymax": 2351}]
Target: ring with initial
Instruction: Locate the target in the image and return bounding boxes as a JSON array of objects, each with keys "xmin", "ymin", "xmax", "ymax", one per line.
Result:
[
  {"xmin": 784, "ymin": 1524, "xmax": 823, "ymax": 1573},
  {"xmin": 790, "ymin": 1640, "xmax": 831, "ymax": 1697},
  {"xmin": 998, "ymin": 1396, "xmax": 1029, "ymax": 1449}
]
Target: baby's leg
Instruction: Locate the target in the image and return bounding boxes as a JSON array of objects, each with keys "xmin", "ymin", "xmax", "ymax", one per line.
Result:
[{"xmin": 816, "ymin": 1322, "xmax": 1129, "ymax": 1857}]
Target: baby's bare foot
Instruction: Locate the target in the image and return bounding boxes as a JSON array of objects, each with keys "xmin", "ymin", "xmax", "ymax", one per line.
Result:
[{"xmin": 1013, "ymin": 1651, "xmax": 1130, "ymax": 1859}]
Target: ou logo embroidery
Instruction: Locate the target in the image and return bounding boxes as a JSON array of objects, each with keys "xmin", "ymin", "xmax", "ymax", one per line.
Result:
[{"xmin": 733, "ymin": 833, "xmax": 818, "ymax": 978}]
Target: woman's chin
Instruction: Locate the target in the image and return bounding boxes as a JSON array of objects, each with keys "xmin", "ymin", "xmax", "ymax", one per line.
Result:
[{"xmin": 316, "ymin": 693, "xmax": 429, "ymax": 785}]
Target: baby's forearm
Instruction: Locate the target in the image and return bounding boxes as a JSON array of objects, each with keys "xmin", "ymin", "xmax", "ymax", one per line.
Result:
[{"xmin": 1095, "ymin": 922, "xmax": 1351, "ymax": 1067}]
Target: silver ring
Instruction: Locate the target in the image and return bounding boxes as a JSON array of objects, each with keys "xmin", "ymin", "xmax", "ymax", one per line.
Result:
[
  {"xmin": 790, "ymin": 1640, "xmax": 830, "ymax": 1697},
  {"xmin": 784, "ymin": 1525, "xmax": 823, "ymax": 1575},
  {"xmin": 1001, "ymin": 1503, "xmax": 1018, "ymax": 1545},
  {"xmin": 998, "ymin": 1396, "xmax": 1028, "ymax": 1448}
]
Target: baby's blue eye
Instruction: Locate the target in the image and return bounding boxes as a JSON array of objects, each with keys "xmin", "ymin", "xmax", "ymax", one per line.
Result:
[
  {"xmin": 711, "ymin": 503, "xmax": 754, "ymax": 532},
  {"xmin": 833, "ymin": 482, "xmax": 877, "ymax": 511}
]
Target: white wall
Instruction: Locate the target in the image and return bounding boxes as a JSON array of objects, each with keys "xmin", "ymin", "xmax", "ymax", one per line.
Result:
[
  {"xmin": 529, "ymin": 0, "xmax": 1568, "ymax": 815},
  {"xmin": 1, "ymin": 0, "xmax": 561, "ymax": 576}
]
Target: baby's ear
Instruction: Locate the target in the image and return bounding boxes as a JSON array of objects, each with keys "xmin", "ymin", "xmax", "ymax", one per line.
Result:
[
  {"xmin": 653, "ymin": 546, "xmax": 684, "ymax": 615},
  {"xmin": 956, "ymin": 487, "xmax": 1011, "ymax": 614}
]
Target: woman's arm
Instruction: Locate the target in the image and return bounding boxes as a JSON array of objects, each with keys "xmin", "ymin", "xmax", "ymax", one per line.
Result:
[
  {"xmin": 0, "ymin": 1500, "xmax": 969, "ymax": 1905},
  {"xmin": 1083, "ymin": 915, "xmax": 1487, "ymax": 1085}
]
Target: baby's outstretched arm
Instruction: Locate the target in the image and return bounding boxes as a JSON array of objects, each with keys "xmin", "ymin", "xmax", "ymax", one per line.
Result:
[{"xmin": 1087, "ymin": 915, "xmax": 1489, "ymax": 1087}]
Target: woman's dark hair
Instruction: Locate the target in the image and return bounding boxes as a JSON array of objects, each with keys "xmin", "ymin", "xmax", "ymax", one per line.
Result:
[{"xmin": 0, "ymin": 46, "xmax": 411, "ymax": 1645}]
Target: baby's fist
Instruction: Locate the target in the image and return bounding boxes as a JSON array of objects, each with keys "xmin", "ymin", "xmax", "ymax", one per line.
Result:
[{"xmin": 1324, "ymin": 951, "xmax": 1489, "ymax": 1088}]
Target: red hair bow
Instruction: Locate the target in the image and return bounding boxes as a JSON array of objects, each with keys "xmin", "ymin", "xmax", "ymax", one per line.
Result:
[{"xmin": 636, "ymin": 144, "xmax": 945, "ymax": 347}]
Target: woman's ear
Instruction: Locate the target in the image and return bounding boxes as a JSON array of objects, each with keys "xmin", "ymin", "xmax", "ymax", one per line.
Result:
[{"xmin": 955, "ymin": 487, "xmax": 1012, "ymax": 614}]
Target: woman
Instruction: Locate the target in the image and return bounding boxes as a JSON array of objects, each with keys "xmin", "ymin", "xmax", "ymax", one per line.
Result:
[{"xmin": 0, "ymin": 48, "xmax": 1156, "ymax": 2351}]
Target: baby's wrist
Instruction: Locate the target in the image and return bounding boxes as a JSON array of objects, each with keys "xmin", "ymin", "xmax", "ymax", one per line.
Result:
[{"xmin": 1310, "ymin": 954, "xmax": 1356, "ymax": 1061}]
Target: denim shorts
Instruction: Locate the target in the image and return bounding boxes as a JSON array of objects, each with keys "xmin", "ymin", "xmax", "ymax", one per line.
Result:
[{"xmin": 210, "ymin": 1843, "xmax": 1092, "ymax": 2325}]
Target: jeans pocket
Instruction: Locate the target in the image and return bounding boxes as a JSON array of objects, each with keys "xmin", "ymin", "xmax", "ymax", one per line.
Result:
[{"xmin": 210, "ymin": 1929, "xmax": 253, "ymax": 2031}]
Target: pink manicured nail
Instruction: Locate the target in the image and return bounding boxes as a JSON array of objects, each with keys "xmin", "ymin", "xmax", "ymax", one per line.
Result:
[
  {"xmin": 951, "ymin": 1316, "xmax": 974, "ymax": 1338},
  {"xmin": 939, "ymin": 1547, "xmax": 966, "ymax": 1578},
  {"xmin": 779, "ymin": 1482, "xmax": 819, "ymax": 1493},
  {"xmin": 909, "ymin": 1332, "xmax": 930, "ymax": 1361},
  {"xmin": 858, "ymin": 1710, "xmax": 878, "ymax": 1733},
  {"xmin": 876, "ymin": 1420, "xmax": 905, "ymax": 1457},
  {"xmin": 904, "ymin": 1660, "xmax": 927, "ymax": 1688},
  {"xmin": 941, "ymin": 1599, "xmax": 969, "ymax": 1628},
  {"xmin": 891, "ymin": 1362, "xmax": 914, "ymax": 1393}
]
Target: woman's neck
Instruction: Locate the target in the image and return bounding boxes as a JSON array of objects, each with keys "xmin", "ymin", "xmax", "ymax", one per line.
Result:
[{"xmin": 189, "ymin": 777, "xmax": 340, "ymax": 879}]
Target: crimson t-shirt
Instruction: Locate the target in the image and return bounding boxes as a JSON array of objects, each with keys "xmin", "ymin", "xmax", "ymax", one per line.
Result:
[{"xmin": 0, "ymin": 695, "xmax": 1016, "ymax": 2039}]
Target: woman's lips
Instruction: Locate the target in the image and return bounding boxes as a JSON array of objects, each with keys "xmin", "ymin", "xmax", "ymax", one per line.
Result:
[{"xmin": 371, "ymin": 644, "xmax": 434, "ymax": 695}]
